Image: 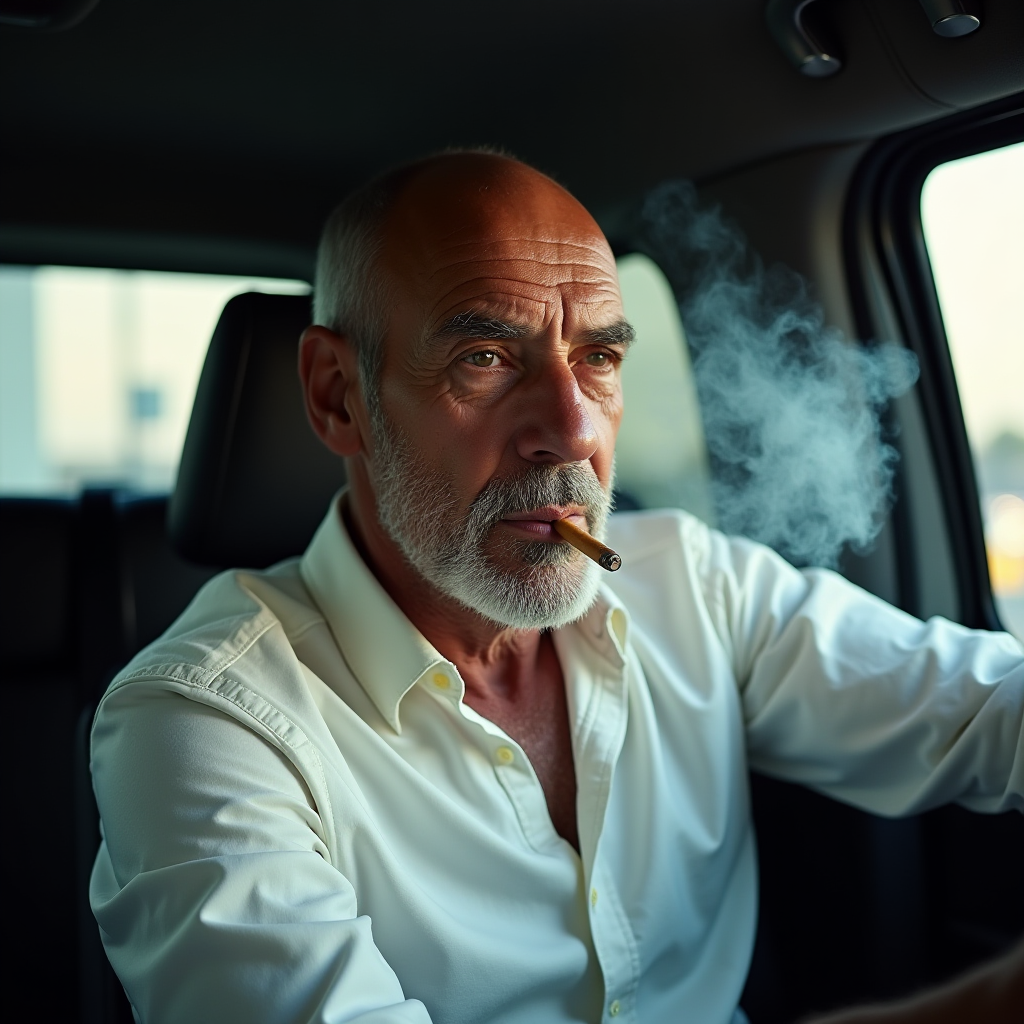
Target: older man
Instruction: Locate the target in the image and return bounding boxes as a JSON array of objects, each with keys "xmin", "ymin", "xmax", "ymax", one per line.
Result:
[{"xmin": 90, "ymin": 152, "xmax": 1023, "ymax": 1024}]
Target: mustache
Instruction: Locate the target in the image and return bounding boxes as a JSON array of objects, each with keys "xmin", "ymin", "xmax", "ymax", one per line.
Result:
[{"xmin": 467, "ymin": 462, "xmax": 611, "ymax": 533}]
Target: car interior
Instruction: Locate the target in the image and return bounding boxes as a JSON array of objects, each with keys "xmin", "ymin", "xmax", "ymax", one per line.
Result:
[{"xmin": 1, "ymin": 1, "xmax": 1022, "ymax": 1021}]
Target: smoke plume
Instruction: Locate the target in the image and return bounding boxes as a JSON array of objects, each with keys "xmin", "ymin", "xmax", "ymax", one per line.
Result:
[{"xmin": 641, "ymin": 181, "xmax": 919, "ymax": 568}]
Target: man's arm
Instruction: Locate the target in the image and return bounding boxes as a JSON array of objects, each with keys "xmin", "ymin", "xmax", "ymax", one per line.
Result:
[
  {"xmin": 91, "ymin": 685, "xmax": 431, "ymax": 1024},
  {"xmin": 703, "ymin": 527, "xmax": 1024, "ymax": 815},
  {"xmin": 802, "ymin": 936, "xmax": 1024, "ymax": 1024}
]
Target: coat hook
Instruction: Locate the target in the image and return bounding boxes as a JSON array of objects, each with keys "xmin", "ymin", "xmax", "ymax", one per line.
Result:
[
  {"xmin": 918, "ymin": 0, "xmax": 981, "ymax": 37},
  {"xmin": 766, "ymin": 0, "xmax": 842, "ymax": 78}
]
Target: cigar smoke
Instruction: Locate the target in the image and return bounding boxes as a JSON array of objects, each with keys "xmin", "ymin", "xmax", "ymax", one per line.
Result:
[{"xmin": 641, "ymin": 181, "xmax": 919, "ymax": 568}]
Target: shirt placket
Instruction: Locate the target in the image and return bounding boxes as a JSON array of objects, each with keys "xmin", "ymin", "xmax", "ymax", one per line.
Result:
[
  {"xmin": 421, "ymin": 621, "xmax": 641, "ymax": 1022},
  {"xmin": 559, "ymin": 612, "xmax": 640, "ymax": 1024},
  {"xmin": 468, "ymin": 708, "xmax": 566, "ymax": 853},
  {"xmin": 421, "ymin": 662, "xmax": 566, "ymax": 853}
]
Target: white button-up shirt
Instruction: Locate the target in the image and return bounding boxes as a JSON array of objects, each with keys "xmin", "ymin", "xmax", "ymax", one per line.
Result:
[{"xmin": 90, "ymin": 500, "xmax": 1024, "ymax": 1024}]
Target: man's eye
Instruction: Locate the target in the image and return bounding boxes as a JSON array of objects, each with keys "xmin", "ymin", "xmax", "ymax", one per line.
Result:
[
  {"xmin": 584, "ymin": 351, "xmax": 611, "ymax": 367},
  {"xmin": 465, "ymin": 351, "xmax": 501, "ymax": 367}
]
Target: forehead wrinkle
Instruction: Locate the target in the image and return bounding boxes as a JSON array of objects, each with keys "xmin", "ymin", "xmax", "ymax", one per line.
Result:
[
  {"xmin": 422, "ymin": 254, "xmax": 618, "ymax": 289},
  {"xmin": 424, "ymin": 271, "xmax": 620, "ymax": 316},
  {"xmin": 423, "ymin": 233, "xmax": 617, "ymax": 274},
  {"xmin": 429, "ymin": 233, "xmax": 613, "ymax": 257}
]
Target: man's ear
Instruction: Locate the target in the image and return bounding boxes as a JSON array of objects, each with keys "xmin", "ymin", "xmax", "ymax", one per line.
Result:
[{"xmin": 298, "ymin": 325, "xmax": 368, "ymax": 458}]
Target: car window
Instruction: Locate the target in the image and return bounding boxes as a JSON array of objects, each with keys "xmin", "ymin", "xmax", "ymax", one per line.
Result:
[
  {"xmin": 0, "ymin": 266, "xmax": 310, "ymax": 495},
  {"xmin": 614, "ymin": 252, "xmax": 715, "ymax": 524},
  {"xmin": 921, "ymin": 142, "xmax": 1024, "ymax": 639}
]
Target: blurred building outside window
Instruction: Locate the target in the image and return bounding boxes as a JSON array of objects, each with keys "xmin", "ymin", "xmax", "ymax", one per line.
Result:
[
  {"xmin": 0, "ymin": 267, "xmax": 310, "ymax": 495},
  {"xmin": 921, "ymin": 141, "xmax": 1024, "ymax": 640}
]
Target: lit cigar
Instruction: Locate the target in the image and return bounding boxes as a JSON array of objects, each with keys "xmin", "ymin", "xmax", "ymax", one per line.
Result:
[{"xmin": 553, "ymin": 518, "xmax": 622, "ymax": 572}]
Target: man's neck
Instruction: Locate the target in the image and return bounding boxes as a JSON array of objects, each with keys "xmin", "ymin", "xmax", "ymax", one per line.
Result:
[{"xmin": 342, "ymin": 479, "xmax": 544, "ymax": 703}]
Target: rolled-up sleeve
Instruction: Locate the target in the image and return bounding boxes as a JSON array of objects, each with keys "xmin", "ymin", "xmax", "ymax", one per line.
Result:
[
  {"xmin": 704, "ymin": 529, "xmax": 1024, "ymax": 816},
  {"xmin": 90, "ymin": 685, "xmax": 431, "ymax": 1024}
]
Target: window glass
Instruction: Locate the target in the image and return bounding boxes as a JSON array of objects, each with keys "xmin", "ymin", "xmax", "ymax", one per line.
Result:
[
  {"xmin": 921, "ymin": 142, "xmax": 1024, "ymax": 639},
  {"xmin": 0, "ymin": 267, "xmax": 310, "ymax": 495},
  {"xmin": 615, "ymin": 252, "xmax": 715, "ymax": 524}
]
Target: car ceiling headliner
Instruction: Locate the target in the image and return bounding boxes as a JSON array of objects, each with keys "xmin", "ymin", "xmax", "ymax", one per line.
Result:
[{"xmin": 1, "ymin": 0, "xmax": 1022, "ymax": 273}]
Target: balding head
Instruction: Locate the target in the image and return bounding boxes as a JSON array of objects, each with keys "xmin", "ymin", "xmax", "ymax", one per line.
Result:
[
  {"xmin": 381, "ymin": 151, "xmax": 603, "ymax": 258},
  {"xmin": 313, "ymin": 150, "xmax": 611, "ymax": 395}
]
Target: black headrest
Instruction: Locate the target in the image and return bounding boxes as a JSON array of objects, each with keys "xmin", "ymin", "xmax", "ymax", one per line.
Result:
[{"xmin": 169, "ymin": 292, "xmax": 347, "ymax": 568}]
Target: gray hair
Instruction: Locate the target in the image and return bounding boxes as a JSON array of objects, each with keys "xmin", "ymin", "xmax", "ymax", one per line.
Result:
[
  {"xmin": 312, "ymin": 147, "xmax": 520, "ymax": 397},
  {"xmin": 312, "ymin": 177, "xmax": 398, "ymax": 396}
]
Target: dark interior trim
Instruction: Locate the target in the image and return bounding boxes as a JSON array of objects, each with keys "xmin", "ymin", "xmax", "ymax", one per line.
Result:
[
  {"xmin": 844, "ymin": 91, "xmax": 1024, "ymax": 631},
  {"xmin": 0, "ymin": 224, "xmax": 315, "ymax": 282}
]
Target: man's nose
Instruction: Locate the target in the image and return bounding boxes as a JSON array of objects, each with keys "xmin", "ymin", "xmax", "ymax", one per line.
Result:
[{"xmin": 514, "ymin": 361, "xmax": 599, "ymax": 465}]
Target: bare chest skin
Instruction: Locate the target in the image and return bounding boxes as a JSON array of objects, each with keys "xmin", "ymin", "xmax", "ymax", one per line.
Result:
[{"xmin": 460, "ymin": 632, "xmax": 580, "ymax": 854}]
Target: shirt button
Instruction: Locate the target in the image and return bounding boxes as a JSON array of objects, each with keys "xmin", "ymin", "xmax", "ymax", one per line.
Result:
[
  {"xmin": 590, "ymin": 887, "xmax": 598, "ymax": 908},
  {"xmin": 609, "ymin": 1000, "xmax": 621, "ymax": 1017},
  {"xmin": 496, "ymin": 746, "xmax": 515, "ymax": 765},
  {"xmin": 431, "ymin": 672, "xmax": 450, "ymax": 690}
]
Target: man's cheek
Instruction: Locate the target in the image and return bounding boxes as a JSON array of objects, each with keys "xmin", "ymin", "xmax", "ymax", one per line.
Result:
[{"xmin": 440, "ymin": 441, "xmax": 506, "ymax": 496}]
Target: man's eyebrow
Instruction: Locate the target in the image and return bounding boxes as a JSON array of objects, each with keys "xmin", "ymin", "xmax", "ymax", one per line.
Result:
[
  {"xmin": 426, "ymin": 312, "xmax": 636, "ymax": 349},
  {"xmin": 582, "ymin": 320, "xmax": 636, "ymax": 348},
  {"xmin": 432, "ymin": 311, "xmax": 532, "ymax": 341}
]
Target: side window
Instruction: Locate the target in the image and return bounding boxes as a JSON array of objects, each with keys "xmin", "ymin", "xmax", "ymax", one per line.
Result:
[
  {"xmin": 0, "ymin": 267, "xmax": 310, "ymax": 495},
  {"xmin": 615, "ymin": 252, "xmax": 715, "ymax": 525},
  {"xmin": 921, "ymin": 142, "xmax": 1024, "ymax": 639}
]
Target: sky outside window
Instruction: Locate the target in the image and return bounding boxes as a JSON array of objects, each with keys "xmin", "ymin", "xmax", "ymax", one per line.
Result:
[
  {"xmin": 921, "ymin": 141, "xmax": 1024, "ymax": 639},
  {"xmin": 0, "ymin": 268, "xmax": 309, "ymax": 495}
]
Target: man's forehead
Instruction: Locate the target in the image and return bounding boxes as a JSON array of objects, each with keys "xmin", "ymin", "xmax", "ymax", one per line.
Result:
[
  {"xmin": 394, "ymin": 223, "xmax": 623, "ymax": 339},
  {"xmin": 421, "ymin": 231, "xmax": 617, "ymax": 276},
  {"xmin": 380, "ymin": 156, "xmax": 615, "ymax": 279}
]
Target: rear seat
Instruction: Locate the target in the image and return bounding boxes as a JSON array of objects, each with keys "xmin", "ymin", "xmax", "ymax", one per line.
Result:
[
  {"xmin": 1, "ymin": 490, "xmax": 217, "ymax": 1022},
  {"xmin": 1, "ymin": 497, "xmax": 81, "ymax": 1019}
]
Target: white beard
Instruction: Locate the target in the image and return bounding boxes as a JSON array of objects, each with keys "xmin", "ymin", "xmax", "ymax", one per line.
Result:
[{"xmin": 370, "ymin": 407, "xmax": 612, "ymax": 631}]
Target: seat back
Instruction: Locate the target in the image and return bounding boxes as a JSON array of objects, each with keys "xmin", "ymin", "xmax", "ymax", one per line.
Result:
[{"xmin": 169, "ymin": 292, "xmax": 347, "ymax": 567}]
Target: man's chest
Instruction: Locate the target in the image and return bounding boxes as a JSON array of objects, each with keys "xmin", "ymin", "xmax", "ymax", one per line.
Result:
[{"xmin": 305, "ymin": 646, "xmax": 755, "ymax": 1024}]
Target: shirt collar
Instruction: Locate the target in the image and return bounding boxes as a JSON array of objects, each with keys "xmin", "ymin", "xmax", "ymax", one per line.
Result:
[
  {"xmin": 578, "ymin": 584, "xmax": 631, "ymax": 667},
  {"xmin": 299, "ymin": 492, "xmax": 632, "ymax": 732},
  {"xmin": 300, "ymin": 492, "xmax": 448, "ymax": 734}
]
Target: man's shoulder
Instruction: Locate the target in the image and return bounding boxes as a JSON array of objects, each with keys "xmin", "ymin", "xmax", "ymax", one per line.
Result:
[
  {"xmin": 602, "ymin": 507, "xmax": 741, "ymax": 630},
  {"xmin": 93, "ymin": 559, "xmax": 347, "ymax": 833},
  {"xmin": 605, "ymin": 506, "xmax": 715, "ymax": 564},
  {"xmin": 107, "ymin": 559, "xmax": 323, "ymax": 699}
]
